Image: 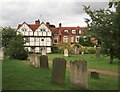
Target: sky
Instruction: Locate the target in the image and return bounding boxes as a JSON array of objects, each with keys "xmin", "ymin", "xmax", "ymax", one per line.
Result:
[{"xmin": 0, "ymin": 0, "xmax": 111, "ymax": 28}]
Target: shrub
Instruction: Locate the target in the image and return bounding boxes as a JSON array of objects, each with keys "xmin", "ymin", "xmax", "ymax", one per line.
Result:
[
  {"xmin": 7, "ymin": 34, "xmax": 28, "ymax": 60},
  {"xmin": 51, "ymin": 46, "xmax": 59, "ymax": 53},
  {"xmin": 87, "ymin": 47, "xmax": 96, "ymax": 54}
]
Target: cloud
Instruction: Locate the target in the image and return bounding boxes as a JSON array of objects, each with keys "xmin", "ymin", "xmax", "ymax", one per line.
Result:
[{"xmin": 0, "ymin": 1, "xmax": 109, "ymax": 28}]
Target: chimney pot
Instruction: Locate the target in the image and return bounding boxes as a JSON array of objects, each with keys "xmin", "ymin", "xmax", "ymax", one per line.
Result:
[
  {"xmin": 59, "ymin": 23, "xmax": 62, "ymax": 27},
  {"xmin": 35, "ymin": 19, "xmax": 40, "ymax": 24}
]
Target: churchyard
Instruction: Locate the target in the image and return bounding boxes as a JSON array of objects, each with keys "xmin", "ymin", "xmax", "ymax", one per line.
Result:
[{"xmin": 2, "ymin": 54, "xmax": 119, "ymax": 90}]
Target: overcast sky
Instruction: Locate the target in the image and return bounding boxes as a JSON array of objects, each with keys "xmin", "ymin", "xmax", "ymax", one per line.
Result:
[{"xmin": 0, "ymin": 0, "xmax": 110, "ymax": 28}]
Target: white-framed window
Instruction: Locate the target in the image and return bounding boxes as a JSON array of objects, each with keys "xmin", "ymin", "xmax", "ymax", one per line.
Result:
[
  {"xmin": 22, "ymin": 28, "xmax": 27, "ymax": 31},
  {"xmin": 25, "ymin": 37, "xmax": 30, "ymax": 43},
  {"xmin": 40, "ymin": 29, "xmax": 46, "ymax": 31},
  {"xmin": 54, "ymin": 38, "xmax": 58, "ymax": 44},
  {"xmin": 63, "ymin": 36, "xmax": 68, "ymax": 42},
  {"xmin": 64, "ymin": 30, "xmax": 68, "ymax": 33},
  {"xmin": 79, "ymin": 30, "xmax": 82, "ymax": 34},
  {"xmin": 76, "ymin": 36, "xmax": 80, "ymax": 43},
  {"xmin": 72, "ymin": 30, "xmax": 76, "ymax": 34},
  {"xmin": 83, "ymin": 36, "xmax": 86, "ymax": 38},
  {"xmin": 71, "ymin": 36, "xmax": 74, "ymax": 42}
]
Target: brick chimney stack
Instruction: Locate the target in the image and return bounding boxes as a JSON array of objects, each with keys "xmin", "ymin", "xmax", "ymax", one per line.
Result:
[
  {"xmin": 35, "ymin": 19, "xmax": 40, "ymax": 24},
  {"xmin": 46, "ymin": 22, "xmax": 50, "ymax": 27}
]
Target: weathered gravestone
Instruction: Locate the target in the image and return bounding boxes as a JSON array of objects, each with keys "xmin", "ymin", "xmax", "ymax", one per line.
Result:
[
  {"xmin": 51, "ymin": 58, "xmax": 66, "ymax": 84},
  {"xmin": 74, "ymin": 46, "xmax": 79, "ymax": 55},
  {"xmin": 91, "ymin": 71, "xmax": 99, "ymax": 79},
  {"xmin": 30, "ymin": 53, "xmax": 38, "ymax": 67},
  {"xmin": 64, "ymin": 49, "xmax": 68, "ymax": 57},
  {"xmin": 70, "ymin": 60, "xmax": 88, "ymax": 90},
  {"xmin": 41, "ymin": 47, "xmax": 46, "ymax": 55},
  {"xmin": 35, "ymin": 54, "xmax": 40, "ymax": 67},
  {"xmin": 0, "ymin": 47, "xmax": 4, "ymax": 61},
  {"xmin": 39, "ymin": 55, "xmax": 49, "ymax": 69},
  {"xmin": 30, "ymin": 47, "xmax": 37, "ymax": 67}
]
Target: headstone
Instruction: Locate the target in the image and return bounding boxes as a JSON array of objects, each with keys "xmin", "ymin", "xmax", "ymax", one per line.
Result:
[
  {"xmin": 51, "ymin": 58, "xmax": 66, "ymax": 84},
  {"xmin": 39, "ymin": 55, "xmax": 49, "ymax": 69},
  {"xmin": 0, "ymin": 47, "xmax": 4, "ymax": 61},
  {"xmin": 42, "ymin": 47, "xmax": 46, "ymax": 55},
  {"xmin": 35, "ymin": 54, "xmax": 40, "ymax": 67},
  {"xmin": 64, "ymin": 49, "xmax": 68, "ymax": 57},
  {"xmin": 74, "ymin": 46, "xmax": 79, "ymax": 55},
  {"xmin": 70, "ymin": 60, "xmax": 88, "ymax": 90},
  {"xmin": 30, "ymin": 53, "xmax": 37, "ymax": 67},
  {"xmin": 91, "ymin": 71, "xmax": 99, "ymax": 79},
  {"xmin": 96, "ymin": 47, "xmax": 101, "ymax": 58}
]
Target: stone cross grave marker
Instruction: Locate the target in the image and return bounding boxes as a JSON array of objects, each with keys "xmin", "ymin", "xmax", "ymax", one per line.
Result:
[
  {"xmin": 51, "ymin": 58, "xmax": 66, "ymax": 84},
  {"xmin": 64, "ymin": 49, "xmax": 68, "ymax": 57},
  {"xmin": 70, "ymin": 60, "xmax": 88, "ymax": 90},
  {"xmin": 40, "ymin": 55, "xmax": 49, "ymax": 69}
]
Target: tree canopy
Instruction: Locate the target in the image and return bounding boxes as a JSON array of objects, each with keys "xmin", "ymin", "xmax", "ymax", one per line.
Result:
[{"xmin": 83, "ymin": 1, "xmax": 120, "ymax": 63}]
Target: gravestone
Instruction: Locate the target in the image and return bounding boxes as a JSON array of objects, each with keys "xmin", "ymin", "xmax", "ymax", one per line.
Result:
[
  {"xmin": 40, "ymin": 55, "xmax": 49, "ymax": 69},
  {"xmin": 74, "ymin": 46, "xmax": 79, "ymax": 55},
  {"xmin": 35, "ymin": 54, "xmax": 40, "ymax": 67},
  {"xmin": 91, "ymin": 71, "xmax": 99, "ymax": 79},
  {"xmin": 51, "ymin": 58, "xmax": 66, "ymax": 84},
  {"xmin": 0, "ymin": 47, "xmax": 4, "ymax": 61},
  {"xmin": 30, "ymin": 53, "xmax": 37, "ymax": 67},
  {"xmin": 41, "ymin": 47, "xmax": 46, "ymax": 55},
  {"xmin": 30, "ymin": 47, "xmax": 37, "ymax": 67},
  {"xmin": 64, "ymin": 49, "xmax": 68, "ymax": 57},
  {"xmin": 70, "ymin": 60, "xmax": 88, "ymax": 90}
]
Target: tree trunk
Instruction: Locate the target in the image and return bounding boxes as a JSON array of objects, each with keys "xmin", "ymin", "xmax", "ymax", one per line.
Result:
[{"xmin": 109, "ymin": 54, "xmax": 113, "ymax": 64}]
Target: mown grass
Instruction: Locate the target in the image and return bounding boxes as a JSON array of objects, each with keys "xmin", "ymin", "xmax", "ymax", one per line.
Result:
[
  {"xmin": 48, "ymin": 54, "xmax": 119, "ymax": 73},
  {"xmin": 2, "ymin": 54, "xmax": 119, "ymax": 90}
]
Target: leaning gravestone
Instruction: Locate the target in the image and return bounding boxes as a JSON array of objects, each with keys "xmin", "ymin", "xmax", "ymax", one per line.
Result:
[
  {"xmin": 70, "ymin": 60, "xmax": 88, "ymax": 90},
  {"xmin": 64, "ymin": 49, "xmax": 68, "ymax": 57},
  {"xmin": 0, "ymin": 47, "xmax": 4, "ymax": 61},
  {"xmin": 74, "ymin": 46, "xmax": 79, "ymax": 55},
  {"xmin": 51, "ymin": 58, "xmax": 66, "ymax": 84},
  {"xmin": 39, "ymin": 55, "xmax": 49, "ymax": 69}
]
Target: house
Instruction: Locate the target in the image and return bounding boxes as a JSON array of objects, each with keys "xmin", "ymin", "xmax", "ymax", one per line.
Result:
[{"xmin": 16, "ymin": 19, "xmax": 87, "ymax": 53}]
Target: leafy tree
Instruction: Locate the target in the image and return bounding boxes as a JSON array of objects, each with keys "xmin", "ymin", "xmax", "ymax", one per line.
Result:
[
  {"xmin": 57, "ymin": 42, "xmax": 70, "ymax": 53},
  {"xmin": 83, "ymin": 2, "xmax": 120, "ymax": 64},
  {"xmin": 2, "ymin": 27, "xmax": 16, "ymax": 48},
  {"xmin": 79, "ymin": 36, "xmax": 95, "ymax": 47},
  {"xmin": 7, "ymin": 34, "xmax": 28, "ymax": 60}
]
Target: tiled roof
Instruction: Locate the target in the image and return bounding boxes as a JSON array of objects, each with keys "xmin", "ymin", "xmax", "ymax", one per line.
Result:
[
  {"xmin": 16, "ymin": 21, "xmax": 87, "ymax": 35},
  {"xmin": 17, "ymin": 22, "xmax": 40, "ymax": 32}
]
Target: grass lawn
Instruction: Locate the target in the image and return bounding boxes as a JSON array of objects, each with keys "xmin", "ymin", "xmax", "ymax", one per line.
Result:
[
  {"xmin": 48, "ymin": 54, "xmax": 119, "ymax": 73},
  {"xmin": 2, "ymin": 54, "xmax": 119, "ymax": 90}
]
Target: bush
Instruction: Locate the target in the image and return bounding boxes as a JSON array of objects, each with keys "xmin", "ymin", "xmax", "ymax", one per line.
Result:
[
  {"xmin": 51, "ymin": 46, "xmax": 59, "ymax": 53},
  {"xmin": 10, "ymin": 50, "xmax": 28, "ymax": 60},
  {"xmin": 7, "ymin": 34, "xmax": 28, "ymax": 60},
  {"xmin": 87, "ymin": 47, "xmax": 96, "ymax": 54}
]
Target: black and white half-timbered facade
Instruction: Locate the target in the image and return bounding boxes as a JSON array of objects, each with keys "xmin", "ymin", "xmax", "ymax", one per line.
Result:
[{"xmin": 16, "ymin": 20, "xmax": 52, "ymax": 53}]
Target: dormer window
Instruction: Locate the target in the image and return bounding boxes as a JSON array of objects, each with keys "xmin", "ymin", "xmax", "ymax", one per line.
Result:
[
  {"xmin": 22, "ymin": 28, "xmax": 27, "ymax": 31},
  {"xmin": 72, "ymin": 30, "xmax": 76, "ymax": 34},
  {"xmin": 79, "ymin": 30, "xmax": 82, "ymax": 34},
  {"xmin": 64, "ymin": 30, "xmax": 68, "ymax": 33}
]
